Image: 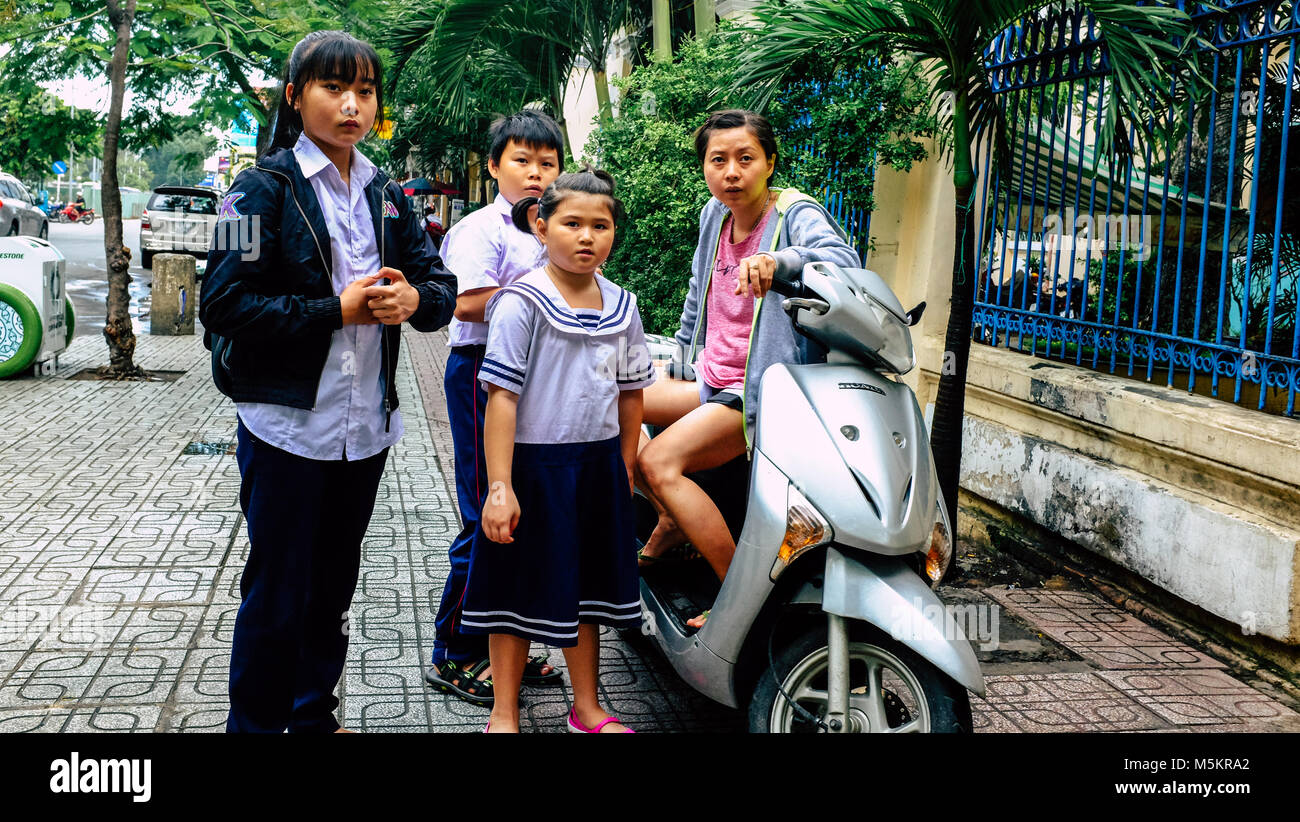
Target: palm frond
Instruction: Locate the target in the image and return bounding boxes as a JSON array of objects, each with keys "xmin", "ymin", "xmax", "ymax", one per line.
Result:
[{"xmin": 735, "ymin": 0, "xmax": 929, "ymax": 111}]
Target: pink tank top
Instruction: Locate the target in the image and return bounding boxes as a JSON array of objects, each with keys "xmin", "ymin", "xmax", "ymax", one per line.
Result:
[{"xmin": 694, "ymin": 208, "xmax": 773, "ymax": 391}]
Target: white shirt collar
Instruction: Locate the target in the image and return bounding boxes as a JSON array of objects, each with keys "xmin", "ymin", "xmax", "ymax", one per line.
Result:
[
  {"xmin": 293, "ymin": 133, "xmax": 378, "ymax": 187},
  {"xmin": 491, "ymin": 193, "xmax": 514, "ymax": 221},
  {"xmin": 506, "ymin": 268, "xmax": 635, "ymax": 336}
]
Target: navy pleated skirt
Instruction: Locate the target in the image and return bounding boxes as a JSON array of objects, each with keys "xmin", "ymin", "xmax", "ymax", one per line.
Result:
[{"xmin": 461, "ymin": 436, "xmax": 641, "ymax": 647}]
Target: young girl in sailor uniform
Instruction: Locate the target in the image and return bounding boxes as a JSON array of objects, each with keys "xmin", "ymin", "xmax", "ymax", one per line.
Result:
[{"xmin": 462, "ymin": 168, "xmax": 654, "ymax": 733}]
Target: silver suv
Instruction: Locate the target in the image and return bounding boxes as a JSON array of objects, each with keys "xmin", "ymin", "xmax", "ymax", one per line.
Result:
[
  {"xmin": 0, "ymin": 171, "xmax": 49, "ymax": 240},
  {"xmin": 139, "ymin": 186, "xmax": 221, "ymax": 269}
]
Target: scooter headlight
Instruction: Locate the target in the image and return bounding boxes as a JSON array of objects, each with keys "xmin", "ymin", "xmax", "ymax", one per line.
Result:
[
  {"xmin": 924, "ymin": 499, "xmax": 953, "ymax": 586},
  {"xmin": 770, "ymin": 485, "xmax": 832, "ymax": 581}
]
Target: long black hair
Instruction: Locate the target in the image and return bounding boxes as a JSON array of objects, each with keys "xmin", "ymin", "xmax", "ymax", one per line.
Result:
[
  {"xmin": 264, "ymin": 31, "xmax": 385, "ymax": 155},
  {"xmin": 510, "ymin": 166, "xmax": 625, "ymax": 235}
]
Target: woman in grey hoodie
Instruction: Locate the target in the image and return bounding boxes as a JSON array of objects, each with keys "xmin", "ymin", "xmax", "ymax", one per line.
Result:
[{"xmin": 636, "ymin": 110, "xmax": 860, "ymax": 627}]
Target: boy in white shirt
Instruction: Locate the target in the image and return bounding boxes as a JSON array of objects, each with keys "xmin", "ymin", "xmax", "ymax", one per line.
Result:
[{"xmin": 425, "ymin": 110, "xmax": 565, "ymax": 704}]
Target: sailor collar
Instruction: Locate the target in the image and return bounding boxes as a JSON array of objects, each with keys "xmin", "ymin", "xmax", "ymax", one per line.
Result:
[{"xmin": 501, "ymin": 268, "xmax": 636, "ymax": 337}]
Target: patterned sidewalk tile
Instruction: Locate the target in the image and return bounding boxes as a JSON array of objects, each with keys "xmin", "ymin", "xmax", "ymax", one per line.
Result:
[
  {"xmin": 1097, "ymin": 669, "xmax": 1300, "ymax": 730},
  {"xmin": 986, "ymin": 588, "xmax": 1226, "ymax": 670},
  {"xmin": 973, "ymin": 672, "xmax": 1167, "ymax": 732},
  {"xmin": 2, "ymin": 331, "xmax": 1292, "ymax": 734}
]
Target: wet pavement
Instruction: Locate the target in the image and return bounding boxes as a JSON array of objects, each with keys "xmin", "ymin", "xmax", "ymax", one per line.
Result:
[
  {"xmin": 0, "ymin": 328, "xmax": 1297, "ymax": 733},
  {"xmin": 47, "ymin": 218, "xmax": 203, "ymax": 341}
]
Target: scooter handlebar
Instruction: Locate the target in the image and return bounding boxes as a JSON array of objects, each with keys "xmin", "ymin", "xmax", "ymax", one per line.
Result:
[{"xmin": 768, "ymin": 275, "xmax": 806, "ymax": 299}]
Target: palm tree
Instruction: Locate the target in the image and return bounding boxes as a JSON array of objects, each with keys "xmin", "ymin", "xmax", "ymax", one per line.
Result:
[
  {"xmin": 391, "ymin": 0, "xmax": 647, "ymax": 151},
  {"xmin": 734, "ymin": 0, "xmax": 1206, "ymax": 552}
]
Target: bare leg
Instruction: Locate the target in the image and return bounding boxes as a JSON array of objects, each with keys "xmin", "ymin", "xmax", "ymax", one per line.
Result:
[
  {"xmin": 486, "ymin": 633, "xmax": 528, "ymax": 733},
  {"xmin": 642, "ymin": 373, "xmax": 702, "ymax": 427},
  {"xmin": 563, "ymin": 624, "xmax": 628, "ymax": 732},
  {"xmin": 638, "ymin": 403, "xmax": 747, "ymax": 583},
  {"xmin": 634, "ymin": 375, "xmax": 703, "ymax": 563}
]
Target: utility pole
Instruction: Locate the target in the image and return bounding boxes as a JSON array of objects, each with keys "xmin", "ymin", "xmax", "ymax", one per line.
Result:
[{"xmin": 68, "ymin": 104, "xmax": 76, "ymax": 205}]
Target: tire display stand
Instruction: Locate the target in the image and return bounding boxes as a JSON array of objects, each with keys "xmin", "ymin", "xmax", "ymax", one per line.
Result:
[{"xmin": 0, "ymin": 236, "xmax": 70, "ymax": 378}]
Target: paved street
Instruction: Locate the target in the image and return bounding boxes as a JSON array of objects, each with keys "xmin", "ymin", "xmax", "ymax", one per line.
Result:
[
  {"xmin": 47, "ymin": 218, "xmax": 169, "ymax": 341},
  {"xmin": 0, "ymin": 327, "xmax": 1298, "ymax": 732}
]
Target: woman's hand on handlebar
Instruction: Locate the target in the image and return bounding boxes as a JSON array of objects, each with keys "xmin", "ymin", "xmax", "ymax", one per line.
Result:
[{"xmin": 734, "ymin": 253, "xmax": 777, "ymax": 298}]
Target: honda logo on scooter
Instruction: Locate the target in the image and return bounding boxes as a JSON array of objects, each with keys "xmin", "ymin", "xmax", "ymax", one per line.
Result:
[{"xmin": 837, "ymin": 381, "xmax": 885, "ymax": 395}]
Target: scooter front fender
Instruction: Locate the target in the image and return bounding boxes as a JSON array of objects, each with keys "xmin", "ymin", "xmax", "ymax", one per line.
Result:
[{"xmin": 811, "ymin": 547, "xmax": 986, "ymax": 696}]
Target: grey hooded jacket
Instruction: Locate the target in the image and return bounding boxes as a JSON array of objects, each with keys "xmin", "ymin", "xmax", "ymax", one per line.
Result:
[{"xmin": 672, "ymin": 188, "xmax": 861, "ymax": 449}]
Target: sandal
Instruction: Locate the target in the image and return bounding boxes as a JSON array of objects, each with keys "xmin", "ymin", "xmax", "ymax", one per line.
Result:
[
  {"xmin": 637, "ymin": 541, "xmax": 702, "ymax": 568},
  {"xmin": 522, "ymin": 654, "xmax": 563, "ymax": 687},
  {"xmin": 567, "ymin": 708, "xmax": 634, "ymax": 733},
  {"xmin": 424, "ymin": 659, "xmax": 494, "ymax": 706}
]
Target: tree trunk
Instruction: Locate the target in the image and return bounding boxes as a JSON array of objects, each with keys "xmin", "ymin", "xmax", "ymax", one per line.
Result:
[
  {"xmin": 556, "ymin": 118, "xmax": 573, "ymax": 162},
  {"xmin": 101, "ymin": 0, "xmax": 144, "ymax": 378},
  {"xmin": 694, "ymin": 0, "xmax": 715, "ymax": 37},
  {"xmin": 594, "ymin": 70, "xmax": 612, "ymax": 124},
  {"xmin": 928, "ymin": 93, "xmax": 976, "ymax": 578},
  {"xmin": 651, "ymin": 0, "xmax": 671, "ymax": 61}
]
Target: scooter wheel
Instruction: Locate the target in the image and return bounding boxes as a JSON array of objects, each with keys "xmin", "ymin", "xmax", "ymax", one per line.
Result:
[
  {"xmin": 80, "ymin": 213, "xmax": 95, "ymax": 225},
  {"xmin": 0, "ymin": 284, "xmax": 44, "ymax": 379},
  {"xmin": 748, "ymin": 620, "xmax": 972, "ymax": 734}
]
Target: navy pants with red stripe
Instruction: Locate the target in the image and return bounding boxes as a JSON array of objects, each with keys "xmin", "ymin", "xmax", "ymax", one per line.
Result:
[{"xmin": 431, "ymin": 344, "xmax": 491, "ymax": 667}]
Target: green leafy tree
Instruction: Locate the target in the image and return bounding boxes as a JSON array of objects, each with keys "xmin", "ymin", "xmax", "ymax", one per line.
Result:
[
  {"xmin": 588, "ymin": 27, "xmax": 934, "ymax": 334},
  {"xmin": 0, "ymin": 0, "xmax": 372, "ymax": 374},
  {"xmin": 390, "ymin": 0, "xmax": 649, "ymax": 163},
  {"xmin": 734, "ymin": 0, "xmax": 1206, "ymax": 546},
  {"xmin": 139, "ymin": 129, "xmax": 219, "ymax": 188},
  {"xmin": 0, "ymin": 78, "xmax": 103, "ymax": 187}
]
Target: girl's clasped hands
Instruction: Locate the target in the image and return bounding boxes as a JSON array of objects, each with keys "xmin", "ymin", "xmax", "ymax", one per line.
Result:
[{"xmin": 339, "ymin": 267, "xmax": 421, "ymax": 325}]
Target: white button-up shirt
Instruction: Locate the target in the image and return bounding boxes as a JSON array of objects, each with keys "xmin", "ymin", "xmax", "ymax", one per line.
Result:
[
  {"xmin": 443, "ymin": 194, "xmax": 547, "ymax": 347},
  {"xmin": 479, "ymin": 268, "xmax": 655, "ymax": 444},
  {"xmin": 236, "ymin": 134, "xmax": 403, "ymax": 461}
]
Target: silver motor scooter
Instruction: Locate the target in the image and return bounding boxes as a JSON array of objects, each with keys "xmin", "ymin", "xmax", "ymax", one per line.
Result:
[{"xmin": 636, "ymin": 261, "xmax": 985, "ymax": 733}]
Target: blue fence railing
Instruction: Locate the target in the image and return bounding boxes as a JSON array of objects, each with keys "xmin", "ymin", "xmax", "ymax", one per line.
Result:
[{"xmin": 972, "ymin": 0, "xmax": 1300, "ymax": 417}]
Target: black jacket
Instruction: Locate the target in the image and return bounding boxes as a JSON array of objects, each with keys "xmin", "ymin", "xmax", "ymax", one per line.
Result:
[{"xmin": 200, "ymin": 147, "xmax": 456, "ymax": 424}]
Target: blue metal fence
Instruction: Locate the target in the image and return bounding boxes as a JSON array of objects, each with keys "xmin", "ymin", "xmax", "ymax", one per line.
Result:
[{"xmin": 972, "ymin": 0, "xmax": 1300, "ymax": 417}]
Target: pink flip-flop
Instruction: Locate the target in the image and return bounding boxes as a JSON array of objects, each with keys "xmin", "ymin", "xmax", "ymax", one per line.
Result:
[{"xmin": 567, "ymin": 708, "xmax": 634, "ymax": 733}]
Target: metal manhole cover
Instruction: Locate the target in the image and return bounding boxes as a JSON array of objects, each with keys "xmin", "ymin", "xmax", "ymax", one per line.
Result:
[
  {"xmin": 182, "ymin": 440, "xmax": 237, "ymax": 455},
  {"xmin": 68, "ymin": 368, "xmax": 186, "ymax": 382}
]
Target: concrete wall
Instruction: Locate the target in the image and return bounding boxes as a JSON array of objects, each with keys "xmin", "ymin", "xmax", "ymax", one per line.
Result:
[{"xmin": 867, "ymin": 146, "xmax": 1300, "ymax": 647}]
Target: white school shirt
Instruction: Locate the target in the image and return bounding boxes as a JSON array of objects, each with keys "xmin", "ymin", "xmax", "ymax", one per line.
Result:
[
  {"xmin": 443, "ymin": 194, "xmax": 547, "ymax": 348},
  {"xmin": 236, "ymin": 134, "xmax": 403, "ymax": 461},
  {"xmin": 478, "ymin": 269, "xmax": 656, "ymax": 444}
]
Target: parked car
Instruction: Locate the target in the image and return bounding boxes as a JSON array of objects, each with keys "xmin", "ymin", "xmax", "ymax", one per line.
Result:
[
  {"xmin": 0, "ymin": 171, "xmax": 50, "ymax": 240},
  {"xmin": 138, "ymin": 185, "xmax": 222, "ymax": 269}
]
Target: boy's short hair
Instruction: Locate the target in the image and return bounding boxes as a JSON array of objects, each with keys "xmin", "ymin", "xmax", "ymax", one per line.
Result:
[{"xmin": 488, "ymin": 110, "xmax": 565, "ymax": 165}]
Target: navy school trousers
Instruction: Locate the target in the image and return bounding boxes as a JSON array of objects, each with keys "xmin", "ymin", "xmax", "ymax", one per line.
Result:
[
  {"xmin": 431, "ymin": 344, "xmax": 491, "ymax": 667},
  {"xmin": 227, "ymin": 420, "xmax": 388, "ymax": 733}
]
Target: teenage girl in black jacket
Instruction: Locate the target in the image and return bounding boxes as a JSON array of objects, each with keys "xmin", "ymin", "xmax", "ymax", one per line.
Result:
[{"xmin": 200, "ymin": 30, "xmax": 456, "ymax": 733}]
